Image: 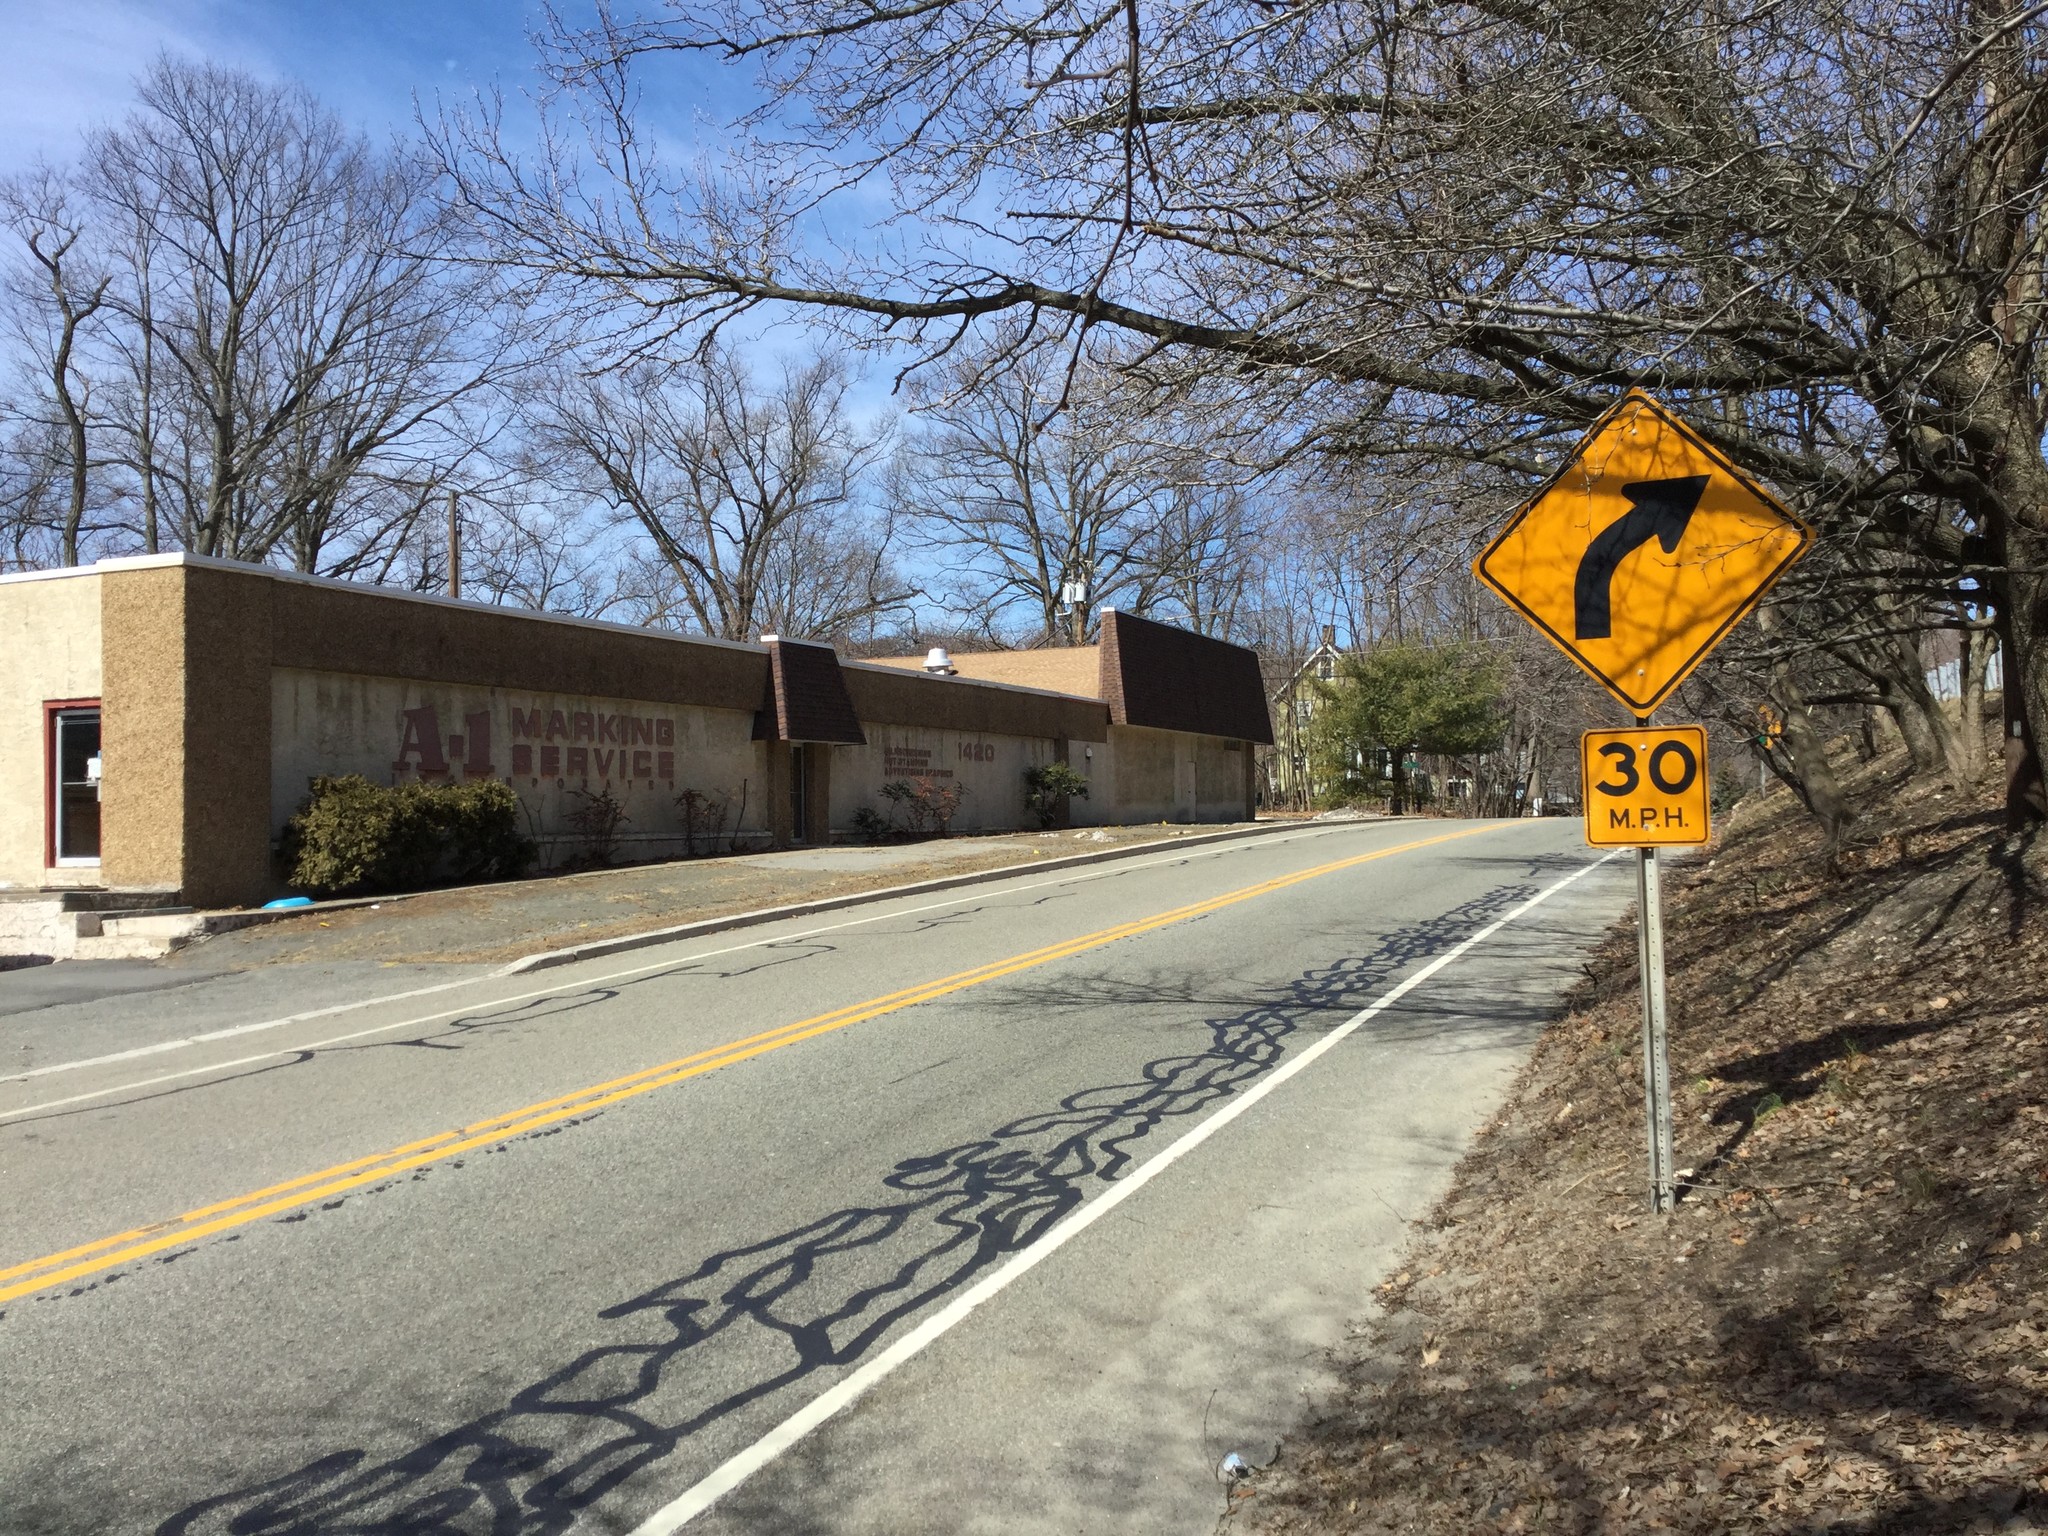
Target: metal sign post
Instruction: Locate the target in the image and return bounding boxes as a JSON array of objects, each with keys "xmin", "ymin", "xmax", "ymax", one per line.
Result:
[
  {"xmin": 1581, "ymin": 719, "xmax": 1698, "ymax": 1213},
  {"xmin": 1634, "ymin": 840, "xmax": 1677, "ymax": 1212}
]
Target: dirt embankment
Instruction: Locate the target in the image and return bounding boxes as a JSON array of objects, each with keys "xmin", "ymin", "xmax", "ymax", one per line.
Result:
[{"xmin": 1239, "ymin": 738, "xmax": 2048, "ymax": 1534}]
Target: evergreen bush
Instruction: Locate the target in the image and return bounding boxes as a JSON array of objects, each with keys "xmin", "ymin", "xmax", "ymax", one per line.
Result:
[
  {"xmin": 1023, "ymin": 760, "xmax": 1091, "ymax": 828},
  {"xmin": 281, "ymin": 775, "xmax": 536, "ymax": 898}
]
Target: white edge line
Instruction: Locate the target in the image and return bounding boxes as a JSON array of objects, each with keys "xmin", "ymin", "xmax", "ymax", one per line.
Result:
[
  {"xmin": 619, "ymin": 850, "xmax": 1622, "ymax": 1535},
  {"xmin": 5, "ymin": 975, "xmax": 484, "ymax": 1081},
  {"xmin": 0, "ymin": 824, "xmax": 1356, "ymax": 1116}
]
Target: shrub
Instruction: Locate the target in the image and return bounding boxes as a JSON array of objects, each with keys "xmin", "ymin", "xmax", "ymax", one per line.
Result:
[
  {"xmin": 880, "ymin": 778, "xmax": 925, "ymax": 835},
  {"xmin": 676, "ymin": 787, "xmax": 733, "ymax": 857},
  {"xmin": 1023, "ymin": 760, "xmax": 1091, "ymax": 828},
  {"xmin": 281, "ymin": 775, "xmax": 535, "ymax": 898},
  {"xmin": 851, "ymin": 806, "xmax": 893, "ymax": 844},
  {"xmin": 566, "ymin": 785, "xmax": 630, "ymax": 864},
  {"xmin": 1312, "ymin": 780, "xmax": 1386, "ymax": 813},
  {"xmin": 923, "ymin": 776, "xmax": 965, "ymax": 835},
  {"xmin": 436, "ymin": 779, "xmax": 537, "ymax": 882},
  {"xmin": 880, "ymin": 775, "xmax": 967, "ymax": 837}
]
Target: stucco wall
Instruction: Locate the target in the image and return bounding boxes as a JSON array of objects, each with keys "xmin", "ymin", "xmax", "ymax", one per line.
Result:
[
  {"xmin": 828, "ymin": 725, "xmax": 1060, "ymax": 836},
  {"xmin": 181, "ymin": 566, "xmax": 276, "ymax": 904},
  {"xmin": 272, "ymin": 669, "xmax": 774, "ymax": 867},
  {"xmin": 1080, "ymin": 724, "xmax": 1252, "ymax": 824},
  {"xmin": 0, "ymin": 571, "xmax": 103, "ymax": 890},
  {"xmin": 98, "ymin": 565, "xmax": 190, "ymax": 895},
  {"xmin": 97, "ymin": 563, "xmax": 274, "ymax": 904}
]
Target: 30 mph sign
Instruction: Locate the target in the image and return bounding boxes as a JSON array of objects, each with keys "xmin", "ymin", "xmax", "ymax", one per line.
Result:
[{"xmin": 1581, "ymin": 726, "xmax": 1711, "ymax": 847}]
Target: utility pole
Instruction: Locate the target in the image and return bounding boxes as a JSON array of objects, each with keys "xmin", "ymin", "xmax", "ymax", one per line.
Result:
[
  {"xmin": 1058, "ymin": 567, "xmax": 1091, "ymax": 646},
  {"xmin": 447, "ymin": 489, "xmax": 461, "ymax": 600}
]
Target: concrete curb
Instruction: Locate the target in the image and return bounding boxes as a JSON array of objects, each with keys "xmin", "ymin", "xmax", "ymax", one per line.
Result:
[{"xmin": 498, "ymin": 821, "xmax": 1310, "ymax": 976}]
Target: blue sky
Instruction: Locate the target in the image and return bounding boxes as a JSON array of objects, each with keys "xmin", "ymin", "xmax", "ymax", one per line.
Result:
[
  {"xmin": 0, "ymin": 1, "xmax": 758, "ymax": 181},
  {"xmin": 0, "ymin": 0, "xmax": 1016, "ymax": 625},
  {"xmin": 0, "ymin": 0, "xmax": 915, "ymax": 408},
  {"xmin": 2, "ymin": 2, "xmax": 510, "ymax": 173}
]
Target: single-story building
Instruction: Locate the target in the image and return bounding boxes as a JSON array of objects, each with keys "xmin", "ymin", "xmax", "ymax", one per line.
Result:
[{"xmin": 0, "ymin": 555, "xmax": 1273, "ymax": 909}]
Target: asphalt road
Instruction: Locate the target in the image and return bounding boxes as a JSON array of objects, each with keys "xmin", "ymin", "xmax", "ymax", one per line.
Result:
[{"xmin": 0, "ymin": 819, "xmax": 1631, "ymax": 1536}]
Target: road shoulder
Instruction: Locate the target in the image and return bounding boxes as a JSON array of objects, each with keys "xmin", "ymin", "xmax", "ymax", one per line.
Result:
[{"xmin": 1237, "ymin": 743, "xmax": 2048, "ymax": 1534}]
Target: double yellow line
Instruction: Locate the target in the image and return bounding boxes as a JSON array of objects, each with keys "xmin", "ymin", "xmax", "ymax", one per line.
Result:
[{"xmin": 0, "ymin": 823, "xmax": 1497, "ymax": 1307}]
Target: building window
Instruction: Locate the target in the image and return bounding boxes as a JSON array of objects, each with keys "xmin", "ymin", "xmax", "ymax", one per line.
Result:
[{"xmin": 48, "ymin": 702, "xmax": 103, "ymax": 866}]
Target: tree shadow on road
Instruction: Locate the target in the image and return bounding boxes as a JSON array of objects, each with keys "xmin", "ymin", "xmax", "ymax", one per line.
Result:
[{"xmin": 153, "ymin": 882, "xmax": 1543, "ymax": 1536}]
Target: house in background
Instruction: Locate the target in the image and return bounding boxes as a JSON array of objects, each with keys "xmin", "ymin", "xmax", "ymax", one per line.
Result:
[{"xmin": 1264, "ymin": 625, "xmax": 1347, "ymax": 809}]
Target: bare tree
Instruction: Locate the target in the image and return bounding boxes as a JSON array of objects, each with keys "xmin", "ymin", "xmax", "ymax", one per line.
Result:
[
  {"xmin": 0, "ymin": 417, "xmax": 66, "ymax": 570},
  {"xmin": 1138, "ymin": 477, "xmax": 1264, "ymax": 639},
  {"xmin": 76, "ymin": 56, "xmax": 518, "ymax": 568},
  {"xmin": 892, "ymin": 350, "xmax": 1162, "ymax": 644},
  {"xmin": 434, "ymin": 0, "xmax": 2048, "ymax": 835},
  {"xmin": 529, "ymin": 343, "xmax": 907, "ymax": 641},
  {"xmin": 892, "ymin": 338, "xmax": 1265, "ymax": 643},
  {"xmin": 1, "ymin": 168, "xmax": 111, "ymax": 566},
  {"xmin": 447, "ymin": 482, "xmax": 626, "ymax": 617}
]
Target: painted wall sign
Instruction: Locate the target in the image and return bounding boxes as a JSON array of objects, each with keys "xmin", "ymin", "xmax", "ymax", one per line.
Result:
[
  {"xmin": 391, "ymin": 701, "xmax": 682, "ymax": 786},
  {"xmin": 507, "ymin": 707, "xmax": 677, "ymax": 784},
  {"xmin": 271, "ymin": 669, "xmax": 768, "ymax": 852},
  {"xmin": 882, "ymin": 745, "xmax": 953, "ymax": 780}
]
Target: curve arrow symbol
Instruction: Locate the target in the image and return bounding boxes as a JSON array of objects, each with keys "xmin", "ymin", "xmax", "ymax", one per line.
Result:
[{"xmin": 1572, "ymin": 475, "xmax": 1708, "ymax": 640}]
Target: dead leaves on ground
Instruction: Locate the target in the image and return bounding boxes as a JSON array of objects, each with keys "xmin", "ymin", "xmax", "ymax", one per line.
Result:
[{"xmin": 1240, "ymin": 740, "xmax": 2048, "ymax": 1535}]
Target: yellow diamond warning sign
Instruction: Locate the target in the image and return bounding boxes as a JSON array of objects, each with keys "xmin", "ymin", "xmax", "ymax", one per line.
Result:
[
  {"xmin": 1474, "ymin": 391, "xmax": 1813, "ymax": 714},
  {"xmin": 1582, "ymin": 725, "xmax": 1711, "ymax": 847}
]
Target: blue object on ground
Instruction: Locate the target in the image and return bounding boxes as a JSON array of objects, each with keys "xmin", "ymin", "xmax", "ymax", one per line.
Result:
[{"xmin": 261, "ymin": 896, "xmax": 314, "ymax": 910}]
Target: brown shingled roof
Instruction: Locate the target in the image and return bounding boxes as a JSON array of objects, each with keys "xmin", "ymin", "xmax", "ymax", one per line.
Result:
[
  {"xmin": 754, "ymin": 637, "xmax": 867, "ymax": 743},
  {"xmin": 1098, "ymin": 609, "xmax": 1274, "ymax": 744}
]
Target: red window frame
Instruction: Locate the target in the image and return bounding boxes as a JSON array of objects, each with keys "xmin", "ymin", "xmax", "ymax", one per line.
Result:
[{"xmin": 44, "ymin": 697, "xmax": 102, "ymax": 869}]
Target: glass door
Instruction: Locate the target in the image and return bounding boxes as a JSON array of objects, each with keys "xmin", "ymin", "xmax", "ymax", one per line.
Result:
[{"xmin": 51, "ymin": 707, "xmax": 102, "ymax": 865}]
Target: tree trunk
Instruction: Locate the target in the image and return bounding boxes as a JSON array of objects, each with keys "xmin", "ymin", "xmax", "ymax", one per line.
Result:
[
  {"xmin": 60, "ymin": 394, "xmax": 87, "ymax": 568},
  {"xmin": 1389, "ymin": 744, "xmax": 1411, "ymax": 816},
  {"xmin": 137, "ymin": 288, "xmax": 158, "ymax": 554},
  {"xmin": 1759, "ymin": 601, "xmax": 1856, "ymax": 850},
  {"xmin": 1959, "ymin": 625, "xmax": 1992, "ymax": 783},
  {"xmin": 1838, "ymin": 622, "xmax": 1972, "ymax": 782},
  {"xmin": 1759, "ymin": 742, "xmax": 1809, "ymax": 803},
  {"xmin": 1771, "ymin": 687, "xmax": 1856, "ymax": 851},
  {"xmin": 1999, "ymin": 539, "xmax": 2048, "ymax": 832},
  {"xmin": 1887, "ymin": 684, "xmax": 1965, "ymax": 781}
]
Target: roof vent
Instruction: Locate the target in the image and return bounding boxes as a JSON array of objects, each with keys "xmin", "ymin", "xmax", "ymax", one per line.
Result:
[{"xmin": 923, "ymin": 646, "xmax": 957, "ymax": 675}]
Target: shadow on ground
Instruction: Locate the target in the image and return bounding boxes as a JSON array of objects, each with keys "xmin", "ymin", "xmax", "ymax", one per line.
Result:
[{"xmin": 139, "ymin": 881, "xmax": 1542, "ymax": 1536}]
